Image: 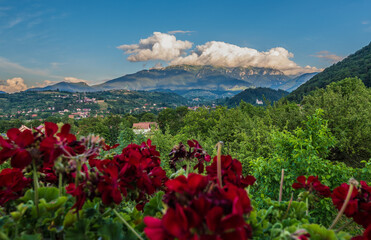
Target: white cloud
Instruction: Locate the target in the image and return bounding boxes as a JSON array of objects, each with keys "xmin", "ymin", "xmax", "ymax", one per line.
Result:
[
  {"xmin": 63, "ymin": 77, "xmax": 88, "ymax": 83},
  {"xmin": 362, "ymin": 21, "xmax": 370, "ymax": 25},
  {"xmin": 313, "ymin": 51, "xmax": 344, "ymax": 64},
  {"xmin": 117, "ymin": 32, "xmax": 193, "ymax": 62},
  {"xmin": 171, "ymin": 41, "xmax": 320, "ymax": 75},
  {"xmin": 118, "ymin": 32, "xmax": 321, "ymax": 75},
  {"xmin": 167, "ymin": 30, "xmax": 193, "ymax": 34},
  {"xmin": 0, "ymin": 77, "xmax": 28, "ymax": 93}
]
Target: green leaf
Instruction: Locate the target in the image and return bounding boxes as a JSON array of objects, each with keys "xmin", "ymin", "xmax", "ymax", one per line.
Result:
[
  {"xmin": 144, "ymin": 191, "xmax": 165, "ymax": 217},
  {"xmin": 21, "ymin": 187, "xmax": 59, "ymax": 202},
  {"xmin": 97, "ymin": 222, "xmax": 124, "ymax": 240}
]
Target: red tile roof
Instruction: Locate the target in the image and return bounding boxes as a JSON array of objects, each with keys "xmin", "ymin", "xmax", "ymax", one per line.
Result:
[{"xmin": 132, "ymin": 122, "xmax": 158, "ymax": 130}]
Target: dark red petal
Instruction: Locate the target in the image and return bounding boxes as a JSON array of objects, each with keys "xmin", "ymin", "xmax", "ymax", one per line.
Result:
[
  {"xmin": 162, "ymin": 207, "xmax": 186, "ymax": 237},
  {"xmin": 206, "ymin": 207, "xmax": 223, "ymax": 232},
  {"xmin": 144, "ymin": 217, "xmax": 168, "ymax": 240},
  {"xmin": 11, "ymin": 149, "xmax": 32, "ymax": 169},
  {"xmin": 296, "ymin": 175, "xmax": 306, "ymax": 184},
  {"xmin": 187, "ymin": 140, "xmax": 195, "ymax": 148},
  {"xmin": 292, "ymin": 182, "xmax": 305, "ymax": 189},
  {"xmin": 16, "ymin": 130, "xmax": 34, "ymax": 148},
  {"xmin": 363, "ymin": 224, "xmax": 371, "ymax": 239},
  {"xmin": 45, "ymin": 122, "xmax": 58, "ymax": 136},
  {"xmin": 0, "ymin": 136, "xmax": 12, "ymax": 149},
  {"xmin": 307, "ymin": 176, "xmax": 319, "ymax": 184},
  {"xmin": 60, "ymin": 124, "xmax": 71, "ymax": 135},
  {"xmin": 221, "ymin": 214, "xmax": 245, "ymax": 231},
  {"xmin": 7, "ymin": 128, "xmax": 21, "ymax": 141}
]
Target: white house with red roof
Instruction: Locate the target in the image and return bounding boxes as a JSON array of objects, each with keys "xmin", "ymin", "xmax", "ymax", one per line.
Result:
[{"xmin": 132, "ymin": 122, "xmax": 158, "ymax": 134}]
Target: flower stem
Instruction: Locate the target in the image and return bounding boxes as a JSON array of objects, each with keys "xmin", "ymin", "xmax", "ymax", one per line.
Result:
[
  {"xmin": 185, "ymin": 159, "xmax": 190, "ymax": 176},
  {"xmin": 216, "ymin": 141, "xmax": 223, "ymax": 187},
  {"xmin": 113, "ymin": 209, "xmax": 144, "ymax": 240},
  {"xmin": 58, "ymin": 172, "xmax": 63, "ymax": 196},
  {"xmin": 279, "ymin": 169, "xmax": 284, "ymax": 202},
  {"xmin": 75, "ymin": 158, "xmax": 81, "ymax": 220},
  {"xmin": 329, "ymin": 184, "xmax": 354, "ymax": 229},
  {"xmin": 32, "ymin": 159, "xmax": 39, "ymax": 216},
  {"xmin": 283, "ymin": 192, "xmax": 294, "ymax": 219},
  {"xmin": 306, "ymin": 197, "xmax": 309, "ymax": 216}
]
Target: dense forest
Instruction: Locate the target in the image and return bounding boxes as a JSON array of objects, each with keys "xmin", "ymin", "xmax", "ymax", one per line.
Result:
[{"xmin": 288, "ymin": 41, "xmax": 371, "ymax": 102}]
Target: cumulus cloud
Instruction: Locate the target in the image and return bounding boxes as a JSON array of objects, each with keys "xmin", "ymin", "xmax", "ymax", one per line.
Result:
[
  {"xmin": 117, "ymin": 32, "xmax": 193, "ymax": 62},
  {"xmin": 63, "ymin": 77, "xmax": 88, "ymax": 83},
  {"xmin": 118, "ymin": 32, "xmax": 321, "ymax": 75},
  {"xmin": 170, "ymin": 41, "xmax": 320, "ymax": 75},
  {"xmin": 0, "ymin": 77, "xmax": 28, "ymax": 93},
  {"xmin": 313, "ymin": 51, "xmax": 344, "ymax": 64}
]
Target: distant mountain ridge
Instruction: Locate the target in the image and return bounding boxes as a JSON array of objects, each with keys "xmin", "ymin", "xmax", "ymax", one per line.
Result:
[
  {"xmin": 28, "ymin": 81, "xmax": 95, "ymax": 92},
  {"xmin": 288, "ymin": 42, "xmax": 371, "ymax": 101},
  {"xmin": 26, "ymin": 65, "xmax": 316, "ymax": 94},
  {"xmin": 94, "ymin": 65, "xmax": 292, "ymax": 91},
  {"xmin": 278, "ymin": 72, "xmax": 318, "ymax": 92}
]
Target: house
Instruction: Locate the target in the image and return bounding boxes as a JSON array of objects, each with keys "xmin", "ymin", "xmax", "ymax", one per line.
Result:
[
  {"xmin": 19, "ymin": 125, "xmax": 31, "ymax": 132},
  {"xmin": 256, "ymin": 99, "xmax": 263, "ymax": 105},
  {"xmin": 132, "ymin": 122, "xmax": 158, "ymax": 134}
]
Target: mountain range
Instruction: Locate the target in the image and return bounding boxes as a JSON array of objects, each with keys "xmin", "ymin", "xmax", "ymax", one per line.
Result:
[
  {"xmin": 26, "ymin": 65, "xmax": 317, "ymax": 101},
  {"xmin": 27, "ymin": 81, "xmax": 94, "ymax": 92}
]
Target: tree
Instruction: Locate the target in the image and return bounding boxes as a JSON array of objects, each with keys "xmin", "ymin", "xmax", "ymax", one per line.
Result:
[{"xmin": 302, "ymin": 77, "xmax": 371, "ymax": 165}]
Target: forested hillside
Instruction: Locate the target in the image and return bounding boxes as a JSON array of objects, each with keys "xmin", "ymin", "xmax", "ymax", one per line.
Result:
[
  {"xmin": 225, "ymin": 87, "xmax": 288, "ymax": 106},
  {"xmin": 288, "ymin": 42, "xmax": 371, "ymax": 101}
]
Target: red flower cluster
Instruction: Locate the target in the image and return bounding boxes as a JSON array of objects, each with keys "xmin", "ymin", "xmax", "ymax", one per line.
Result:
[
  {"xmin": 332, "ymin": 181, "xmax": 371, "ymax": 233},
  {"xmin": 0, "ymin": 168, "xmax": 31, "ymax": 206},
  {"xmin": 0, "ymin": 128, "xmax": 35, "ymax": 169},
  {"xmin": 206, "ymin": 155, "xmax": 256, "ymax": 188},
  {"xmin": 145, "ymin": 173, "xmax": 253, "ymax": 240},
  {"xmin": 292, "ymin": 175, "xmax": 331, "ymax": 198},
  {"xmin": 89, "ymin": 139, "xmax": 168, "ymax": 210},
  {"xmin": 169, "ymin": 140, "xmax": 211, "ymax": 173},
  {"xmin": 66, "ymin": 164, "xmax": 99, "ymax": 211}
]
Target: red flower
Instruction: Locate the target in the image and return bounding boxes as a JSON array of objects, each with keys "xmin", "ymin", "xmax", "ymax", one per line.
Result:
[
  {"xmin": 169, "ymin": 140, "xmax": 210, "ymax": 173},
  {"xmin": 40, "ymin": 163, "xmax": 58, "ymax": 184},
  {"xmin": 94, "ymin": 140, "xmax": 167, "ymax": 209},
  {"xmin": 206, "ymin": 155, "xmax": 256, "ymax": 188},
  {"xmin": 0, "ymin": 128, "xmax": 34, "ymax": 169},
  {"xmin": 0, "ymin": 168, "xmax": 31, "ymax": 206},
  {"xmin": 144, "ymin": 217, "xmax": 172, "ymax": 240},
  {"xmin": 40, "ymin": 123, "xmax": 78, "ymax": 164},
  {"xmin": 102, "ymin": 143, "xmax": 120, "ymax": 151},
  {"xmin": 97, "ymin": 163, "xmax": 126, "ymax": 205},
  {"xmin": 66, "ymin": 182, "xmax": 87, "ymax": 211},
  {"xmin": 292, "ymin": 175, "xmax": 331, "ymax": 198},
  {"xmin": 146, "ymin": 173, "xmax": 253, "ymax": 240},
  {"xmin": 331, "ymin": 183, "xmax": 359, "ymax": 217}
]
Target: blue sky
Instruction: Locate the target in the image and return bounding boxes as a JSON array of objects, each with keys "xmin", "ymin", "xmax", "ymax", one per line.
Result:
[{"xmin": 0, "ymin": 0, "xmax": 370, "ymax": 92}]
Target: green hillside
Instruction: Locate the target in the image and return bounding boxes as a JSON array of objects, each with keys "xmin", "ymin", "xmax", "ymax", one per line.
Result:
[
  {"xmin": 288, "ymin": 42, "xmax": 371, "ymax": 102},
  {"xmin": 225, "ymin": 87, "xmax": 288, "ymax": 106}
]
